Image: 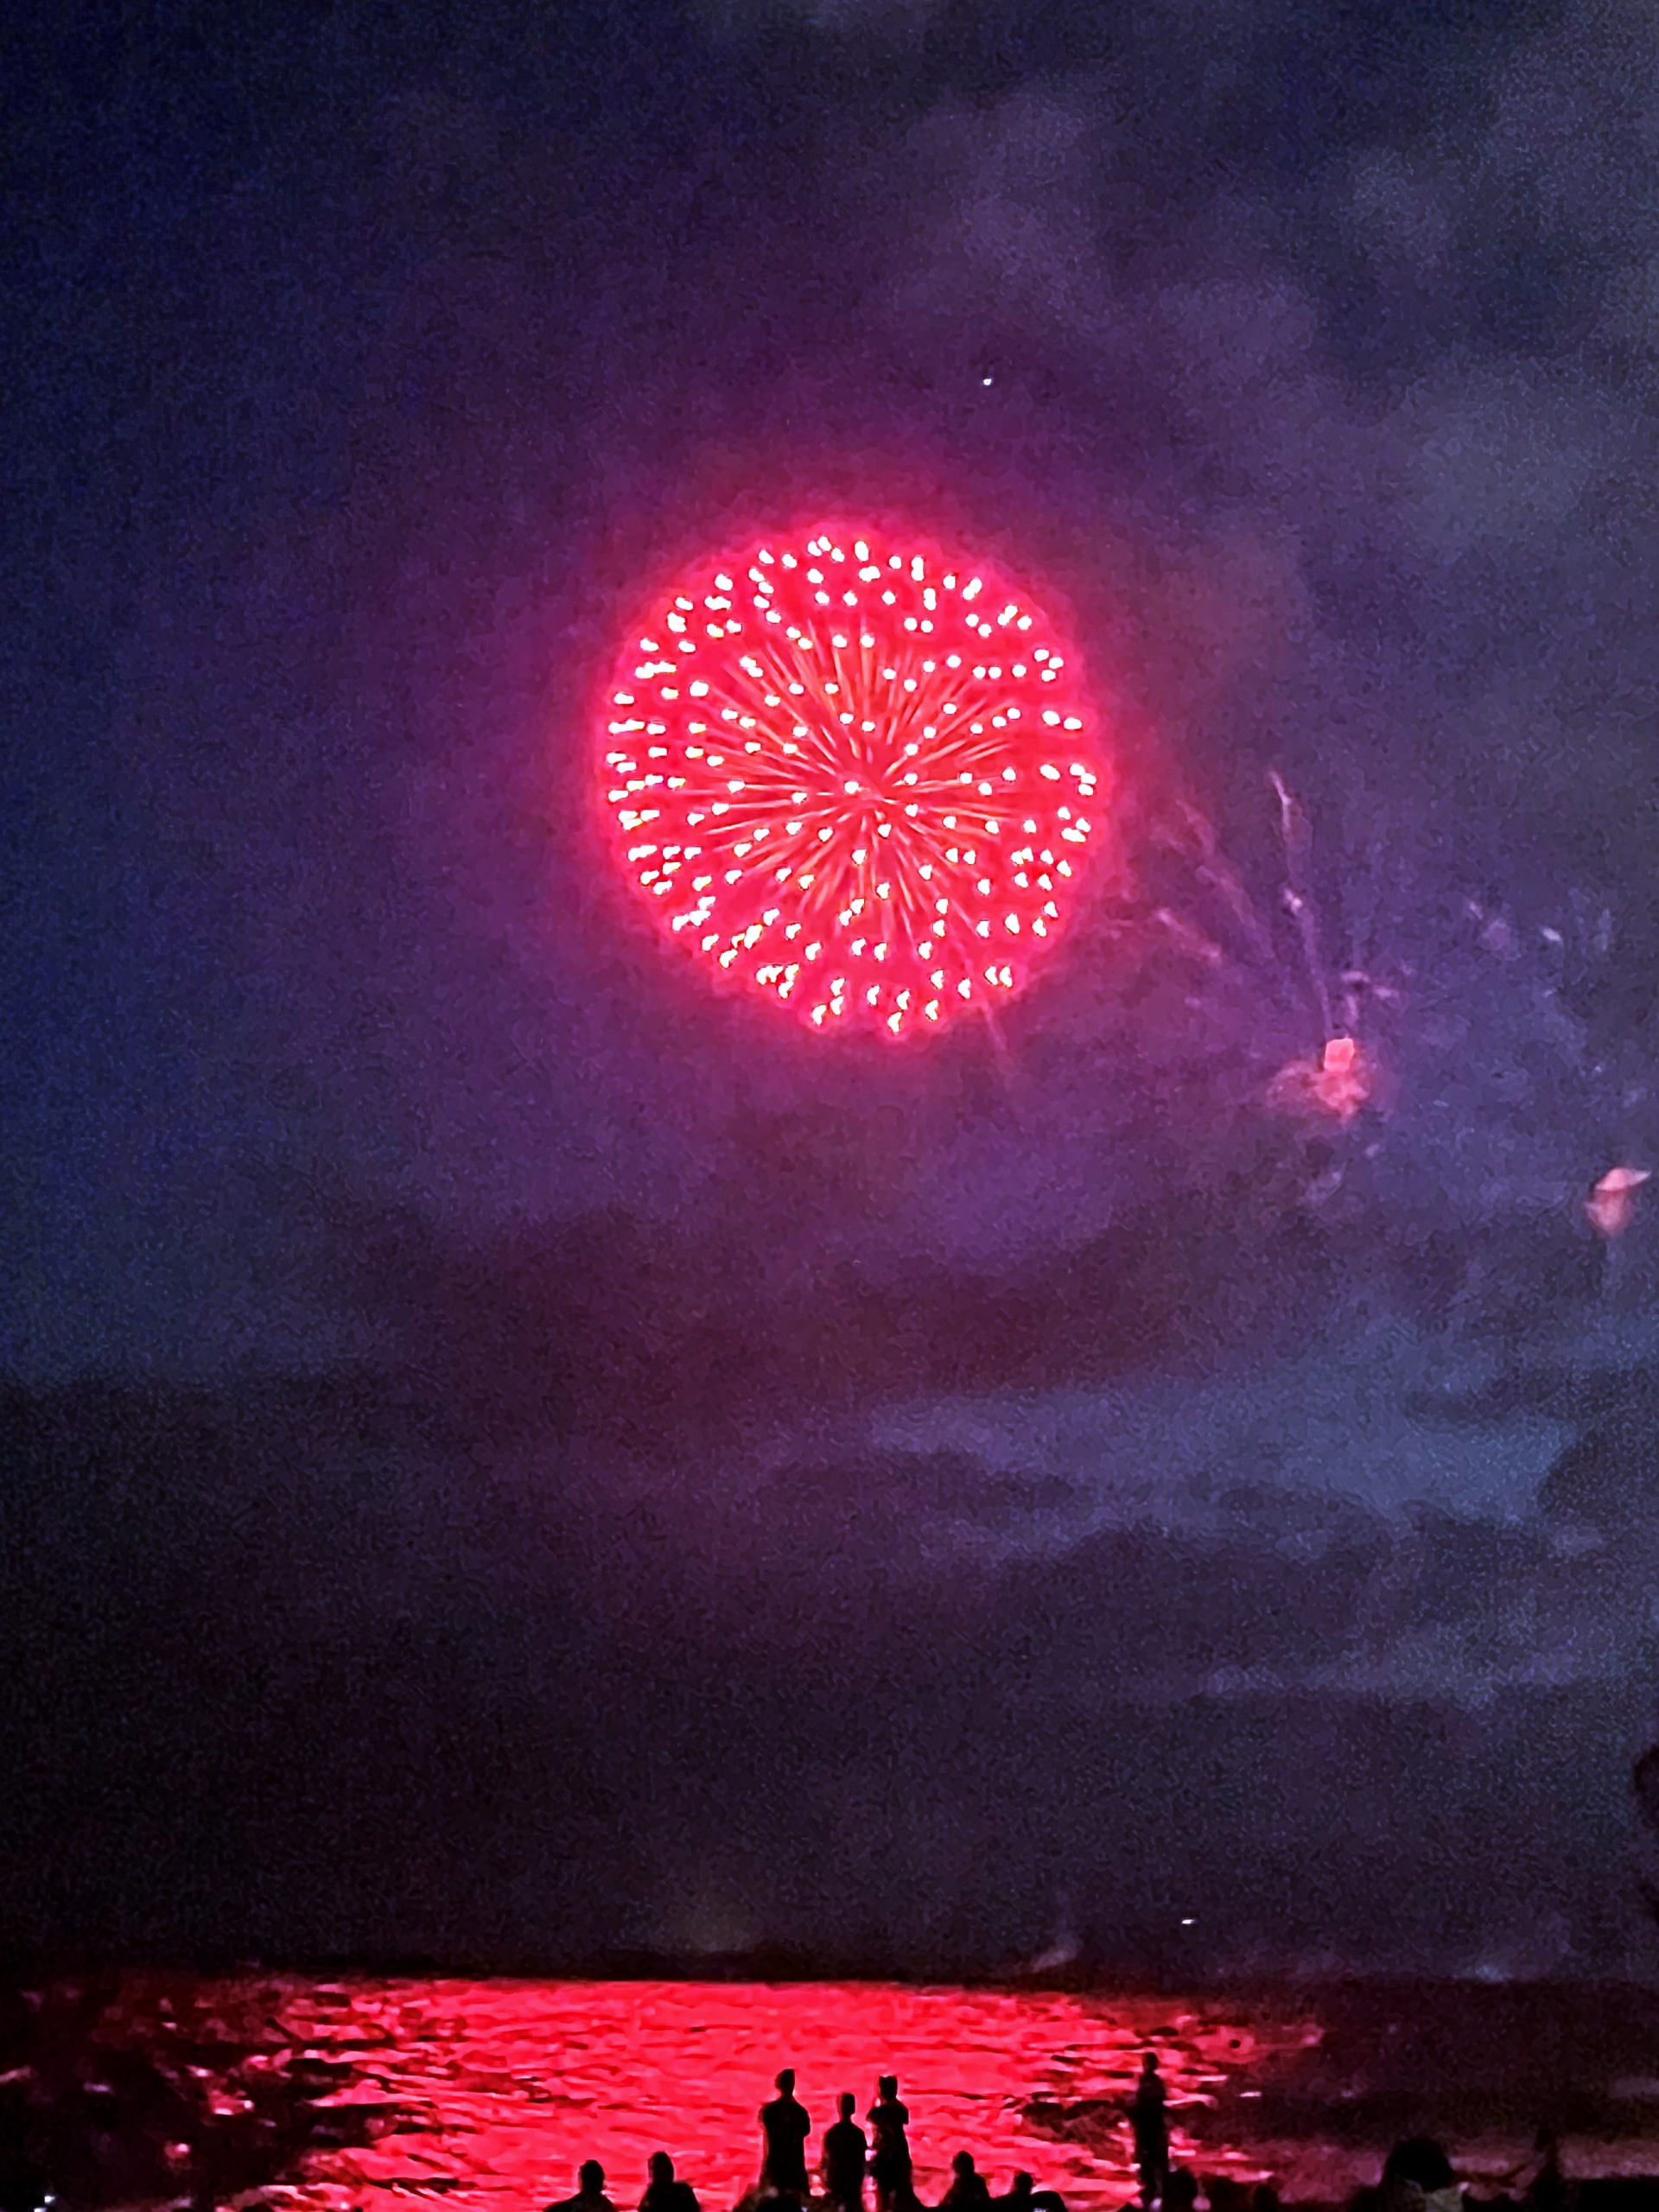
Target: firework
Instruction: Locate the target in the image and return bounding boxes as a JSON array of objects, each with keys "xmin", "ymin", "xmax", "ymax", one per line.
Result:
[
  {"xmin": 601, "ymin": 527, "xmax": 1104, "ymax": 1036},
  {"xmin": 1127, "ymin": 779, "xmax": 1402, "ymax": 1143}
]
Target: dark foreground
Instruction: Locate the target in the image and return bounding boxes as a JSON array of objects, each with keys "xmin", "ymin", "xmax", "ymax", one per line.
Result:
[{"xmin": 6, "ymin": 1974, "xmax": 1659, "ymax": 2210}]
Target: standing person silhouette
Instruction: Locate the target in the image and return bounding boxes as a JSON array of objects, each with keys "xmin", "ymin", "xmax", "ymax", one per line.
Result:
[
  {"xmin": 867, "ymin": 2077, "xmax": 913, "ymax": 2212},
  {"xmin": 760, "ymin": 2070, "xmax": 812, "ymax": 2202},
  {"xmin": 821, "ymin": 2093, "xmax": 868, "ymax": 2212},
  {"xmin": 1128, "ymin": 2054, "xmax": 1168, "ymax": 2212}
]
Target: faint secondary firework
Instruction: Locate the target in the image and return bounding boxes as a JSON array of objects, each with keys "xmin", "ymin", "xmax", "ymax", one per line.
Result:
[
  {"xmin": 1128, "ymin": 771, "xmax": 1656, "ymax": 1239},
  {"xmin": 601, "ymin": 526, "xmax": 1105, "ymax": 1037}
]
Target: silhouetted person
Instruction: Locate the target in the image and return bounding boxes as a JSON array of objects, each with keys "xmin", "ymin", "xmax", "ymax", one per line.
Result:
[
  {"xmin": 1201, "ymin": 2184, "xmax": 1249, "ymax": 2212},
  {"xmin": 939, "ymin": 2153, "xmax": 990, "ymax": 2212},
  {"xmin": 641, "ymin": 2153, "xmax": 700, "ymax": 2212},
  {"xmin": 995, "ymin": 2171, "xmax": 1065, "ymax": 2212},
  {"xmin": 1378, "ymin": 2138, "xmax": 1456, "ymax": 2212},
  {"xmin": 1128, "ymin": 2054, "xmax": 1168, "ymax": 2212},
  {"xmin": 822, "ymin": 2093, "xmax": 868, "ymax": 2212},
  {"xmin": 761, "ymin": 2071, "xmax": 812, "ymax": 2200},
  {"xmin": 546, "ymin": 2161, "xmax": 618, "ymax": 2212},
  {"xmin": 1523, "ymin": 2130, "xmax": 1564, "ymax": 2212},
  {"xmin": 868, "ymin": 2078, "xmax": 913, "ymax": 2212},
  {"xmin": 1162, "ymin": 2173, "xmax": 1198, "ymax": 2212}
]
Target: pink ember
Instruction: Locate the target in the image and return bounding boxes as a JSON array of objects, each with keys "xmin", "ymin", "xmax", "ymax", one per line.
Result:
[
  {"xmin": 1587, "ymin": 1165, "xmax": 1650, "ymax": 1238},
  {"xmin": 1267, "ymin": 1034, "xmax": 1374, "ymax": 1127}
]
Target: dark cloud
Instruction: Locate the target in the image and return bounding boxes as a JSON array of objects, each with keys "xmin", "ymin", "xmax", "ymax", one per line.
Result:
[
  {"xmin": 1, "ymin": 1357, "xmax": 1651, "ymax": 1973},
  {"xmin": 1414, "ymin": 1358, "xmax": 1659, "ymax": 1533}
]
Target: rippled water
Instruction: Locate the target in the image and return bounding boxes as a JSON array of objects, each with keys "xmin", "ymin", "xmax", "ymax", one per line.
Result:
[{"xmin": 191, "ymin": 1979, "xmax": 1310, "ymax": 2209}]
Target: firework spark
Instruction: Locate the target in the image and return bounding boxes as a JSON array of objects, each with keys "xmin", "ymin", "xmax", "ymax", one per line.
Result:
[{"xmin": 601, "ymin": 528, "xmax": 1104, "ymax": 1036}]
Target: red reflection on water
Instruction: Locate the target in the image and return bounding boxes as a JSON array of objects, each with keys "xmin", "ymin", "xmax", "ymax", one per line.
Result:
[{"xmin": 215, "ymin": 1980, "xmax": 1299, "ymax": 2210}]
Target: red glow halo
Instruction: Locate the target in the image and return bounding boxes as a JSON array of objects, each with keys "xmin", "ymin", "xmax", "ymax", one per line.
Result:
[{"xmin": 601, "ymin": 522, "xmax": 1106, "ymax": 1038}]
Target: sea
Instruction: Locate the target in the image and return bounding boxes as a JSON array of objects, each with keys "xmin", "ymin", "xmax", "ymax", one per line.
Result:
[{"xmin": 68, "ymin": 1974, "xmax": 1659, "ymax": 2209}]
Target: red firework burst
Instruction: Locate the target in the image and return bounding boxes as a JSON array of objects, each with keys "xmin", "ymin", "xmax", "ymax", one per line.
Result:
[{"xmin": 601, "ymin": 526, "xmax": 1104, "ymax": 1036}]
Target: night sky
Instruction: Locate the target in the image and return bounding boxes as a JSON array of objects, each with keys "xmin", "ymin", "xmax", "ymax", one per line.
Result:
[{"xmin": 9, "ymin": 0, "xmax": 1659, "ymax": 1978}]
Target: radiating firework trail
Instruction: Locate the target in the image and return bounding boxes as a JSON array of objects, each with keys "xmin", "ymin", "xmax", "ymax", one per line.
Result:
[
  {"xmin": 1142, "ymin": 780, "xmax": 1389, "ymax": 1129},
  {"xmin": 602, "ymin": 528, "xmax": 1104, "ymax": 1035}
]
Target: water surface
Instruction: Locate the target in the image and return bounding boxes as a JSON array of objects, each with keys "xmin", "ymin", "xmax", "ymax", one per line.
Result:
[
  {"xmin": 182, "ymin": 1979, "xmax": 1299, "ymax": 2208},
  {"xmin": 109, "ymin": 1974, "xmax": 1659, "ymax": 2208}
]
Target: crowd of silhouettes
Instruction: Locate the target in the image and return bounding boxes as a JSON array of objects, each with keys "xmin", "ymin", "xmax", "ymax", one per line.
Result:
[
  {"xmin": 538, "ymin": 2067, "xmax": 1092, "ymax": 2212},
  {"xmin": 536, "ymin": 2060, "xmax": 1613, "ymax": 2212},
  {"xmin": 546, "ymin": 2061, "xmax": 1084, "ymax": 2212},
  {"xmin": 536, "ymin": 2059, "xmax": 1261, "ymax": 2212}
]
